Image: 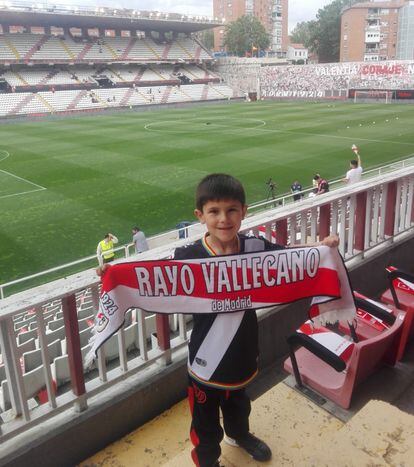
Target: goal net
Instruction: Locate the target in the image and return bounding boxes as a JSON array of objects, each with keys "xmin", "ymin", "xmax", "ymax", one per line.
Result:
[{"xmin": 353, "ymin": 90, "xmax": 394, "ymax": 104}]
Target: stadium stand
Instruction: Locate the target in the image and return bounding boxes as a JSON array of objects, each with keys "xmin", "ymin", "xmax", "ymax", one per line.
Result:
[{"xmin": 0, "ymin": 26, "xmax": 234, "ymax": 116}]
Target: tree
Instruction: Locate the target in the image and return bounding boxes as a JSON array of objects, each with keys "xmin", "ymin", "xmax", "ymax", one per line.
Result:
[
  {"xmin": 290, "ymin": 21, "xmax": 316, "ymax": 46},
  {"xmin": 291, "ymin": 0, "xmax": 360, "ymax": 63},
  {"xmin": 223, "ymin": 15, "xmax": 270, "ymax": 57}
]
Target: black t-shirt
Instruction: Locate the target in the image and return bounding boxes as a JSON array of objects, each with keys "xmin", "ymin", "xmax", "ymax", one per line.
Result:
[{"xmin": 174, "ymin": 234, "xmax": 284, "ymax": 389}]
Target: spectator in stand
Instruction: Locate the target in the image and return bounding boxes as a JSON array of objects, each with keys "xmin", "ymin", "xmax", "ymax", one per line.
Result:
[
  {"xmin": 291, "ymin": 180, "xmax": 303, "ymax": 201},
  {"xmin": 342, "ymin": 149, "xmax": 363, "ymax": 185},
  {"xmin": 308, "ymin": 174, "xmax": 320, "ymax": 197},
  {"xmin": 314, "ymin": 174, "xmax": 329, "ymax": 195},
  {"xmin": 97, "ymin": 233, "xmax": 118, "ymax": 266},
  {"xmin": 132, "ymin": 226, "xmax": 149, "ymax": 254}
]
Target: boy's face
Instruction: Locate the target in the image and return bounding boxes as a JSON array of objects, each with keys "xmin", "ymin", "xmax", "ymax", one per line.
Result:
[{"xmin": 195, "ymin": 199, "xmax": 247, "ymax": 245}]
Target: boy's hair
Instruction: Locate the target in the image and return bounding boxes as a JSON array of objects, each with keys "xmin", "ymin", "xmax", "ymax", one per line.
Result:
[
  {"xmin": 313, "ymin": 174, "xmax": 321, "ymax": 181},
  {"xmin": 350, "ymin": 159, "xmax": 358, "ymax": 167},
  {"xmin": 196, "ymin": 173, "xmax": 246, "ymax": 211}
]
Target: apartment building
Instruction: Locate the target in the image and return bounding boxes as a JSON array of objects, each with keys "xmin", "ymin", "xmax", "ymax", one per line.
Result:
[
  {"xmin": 213, "ymin": 0, "xmax": 288, "ymax": 56},
  {"xmin": 340, "ymin": 1, "xmax": 408, "ymax": 62},
  {"xmin": 397, "ymin": 1, "xmax": 414, "ymax": 59}
]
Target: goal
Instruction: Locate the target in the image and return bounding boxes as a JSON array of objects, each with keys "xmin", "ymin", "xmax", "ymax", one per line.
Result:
[{"xmin": 353, "ymin": 90, "xmax": 394, "ymax": 104}]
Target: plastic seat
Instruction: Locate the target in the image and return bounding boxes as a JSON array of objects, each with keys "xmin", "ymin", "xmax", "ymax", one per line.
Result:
[
  {"xmin": 349, "ymin": 292, "xmax": 409, "ymax": 361},
  {"xmin": 284, "ymin": 309, "xmax": 405, "ymax": 409},
  {"xmin": 381, "ymin": 268, "xmax": 414, "ymax": 342},
  {"xmin": 23, "ymin": 338, "xmax": 62, "ymax": 373}
]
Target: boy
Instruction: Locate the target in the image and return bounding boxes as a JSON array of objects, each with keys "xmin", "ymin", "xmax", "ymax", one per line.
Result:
[{"xmin": 174, "ymin": 174, "xmax": 337, "ymax": 467}]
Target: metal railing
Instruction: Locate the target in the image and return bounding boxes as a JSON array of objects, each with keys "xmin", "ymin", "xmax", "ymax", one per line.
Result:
[
  {"xmin": 0, "ymin": 166, "xmax": 413, "ymax": 440},
  {"xmin": 2, "ymin": 156, "xmax": 413, "ymax": 299}
]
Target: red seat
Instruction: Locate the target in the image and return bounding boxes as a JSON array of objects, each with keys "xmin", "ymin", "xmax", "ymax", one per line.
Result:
[
  {"xmin": 338, "ymin": 292, "xmax": 409, "ymax": 361},
  {"xmin": 284, "ymin": 309, "xmax": 405, "ymax": 409},
  {"xmin": 381, "ymin": 268, "xmax": 414, "ymax": 343}
]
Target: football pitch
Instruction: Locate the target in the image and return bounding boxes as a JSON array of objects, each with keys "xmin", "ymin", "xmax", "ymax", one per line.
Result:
[{"xmin": 1, "ymin": 100, "xmax": 414, "ymax": 288}]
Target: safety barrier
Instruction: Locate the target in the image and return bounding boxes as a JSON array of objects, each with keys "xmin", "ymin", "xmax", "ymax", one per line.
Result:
[{"xmin": 1, "ymin": 156, "xmax": 413, "ymax": 298}]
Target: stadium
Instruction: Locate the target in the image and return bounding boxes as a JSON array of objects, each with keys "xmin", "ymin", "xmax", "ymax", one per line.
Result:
[{"xmin": 0, "ymin": 2, "xmax": 414, "ymax": 466}]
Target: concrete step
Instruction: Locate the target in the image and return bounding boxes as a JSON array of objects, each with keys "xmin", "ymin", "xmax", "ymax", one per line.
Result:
[{"xmin": 80, "ymin": 379, "xmax": 414, "ymax": 466}]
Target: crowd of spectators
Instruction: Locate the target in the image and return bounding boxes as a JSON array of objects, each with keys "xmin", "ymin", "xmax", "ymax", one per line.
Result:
[
  {"xmin": 215, "ymin": 60, "xmax": 414, "ymax": 97},
  {"xmin": 260, "ymin": 62, "xmax": 414, "ymax": 96}
]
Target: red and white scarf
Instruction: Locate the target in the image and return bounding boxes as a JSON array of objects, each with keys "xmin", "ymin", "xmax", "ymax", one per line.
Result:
[{"xmin": 86, "ymin": 246, "xmax": 355, "ymax": 364}]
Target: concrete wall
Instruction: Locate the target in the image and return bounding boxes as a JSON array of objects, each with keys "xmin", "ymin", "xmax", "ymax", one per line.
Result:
[{"xmin": 2, "ymin": 235, "xmax": 414, "ymax": 467}]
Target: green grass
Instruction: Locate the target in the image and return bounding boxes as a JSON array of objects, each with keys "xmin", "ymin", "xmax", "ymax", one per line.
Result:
[{"xmin": 1, "ymin": 100, "xmax": 414, "ymax": 288}]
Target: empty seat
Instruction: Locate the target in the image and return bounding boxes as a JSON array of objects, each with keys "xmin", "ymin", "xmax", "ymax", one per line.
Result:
[
  {"xmin": 23, "ymin": 338, "xmax": 62, "ymax": 373},
  {"xmin": 0, "ymin": 365, "xmax": 46, "ymax": 412},
  {"xmin": 351, "ymin": 292, "xmax": 409, "ymax": 361},
  {"xmin": 381, "ymin": 268, "xmax": 414, "ymax": 342},
  {"xmin": 284, "ymin": 308, "xmax": 405, "ymax": 409},
  {"xmin": 52, "ymin": 345, "xmax": 92, "ymax": 388},
  {"xmin": 47, "ymin": 318, "xmax": 64, "ymax": 332},
  {"xmin": 17, "ymin": 328, "xmax": 38, "ymax": 346},
  {"xmin": 17, "ymin": 338, "xmax": 36, "ymax": 358}
]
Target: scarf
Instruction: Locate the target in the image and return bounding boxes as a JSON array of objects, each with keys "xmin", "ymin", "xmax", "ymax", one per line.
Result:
[{"xmin": 86, "ymin": 246, "xmax": 355, "ymax": 365}]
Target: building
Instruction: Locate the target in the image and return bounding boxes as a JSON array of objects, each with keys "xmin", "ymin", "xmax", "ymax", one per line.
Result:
[
  {"xmin": 340, "ymin": 1, "xmax": 409, "ymax": 62},
  {"xmin": 287, "ymin": 43, "xmax": 309, "ymax": 62},
  {"xmin": 397, "ymin": 1, "xmax": 414, "ymax": 59},
  {"xmin": 213, "ymin": 0, "xmax": 288, "ymax": 56}
]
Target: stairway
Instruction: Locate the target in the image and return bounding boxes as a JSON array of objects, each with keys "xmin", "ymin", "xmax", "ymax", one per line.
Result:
[
  {"xmin": 4, "ymin": 37, "xmax": 21, "ymax": 59},
  {"xmin": 59, "ymin": 38, "xmax": 76, "ymax": 60},
  {"xmin": 9, "ymin": 94, "xmax": 36, "ymax": 115},
  {"xmin": 120, "ymin": 88, "xmax": 134, "ymax": 106},
  {"xmin": 67, "ymin": 90, "xmax": 87, "ymax": 111},
  {"xmin": 161, "ymin": 86, "xmax": 172, "ymax": 104},
  {"xmin": 76, "ymin": 43, "xmax": 93, "ymax": 61},
  {"xmin": 143, "ymin": 39, "xmax": 161, "ymax": 60},
  {"xmin": 24, "ymin": 35, "xmax": 49, "ymax": 61},
  {"xmin": 35, "ymin": 94, "xmax": 55, "ymax": 112},
  {"xmin": 161, "ymin": 43, "xmax": 172, "ymax": 60},
  {"xmin": 121, "ymin": 37, "xmax": 137, "ymax": 60}
]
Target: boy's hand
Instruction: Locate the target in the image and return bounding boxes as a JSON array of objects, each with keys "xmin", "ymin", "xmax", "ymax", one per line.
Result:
[
  {"xmin": 96, "ymin": 263, "xmax": 111, "ymax": 277},
  {"xmin": 320, "ymin": 235, "xmax": 339, "ymax": 248}
]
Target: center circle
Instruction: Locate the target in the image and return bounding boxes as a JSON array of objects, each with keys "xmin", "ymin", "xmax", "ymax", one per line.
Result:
[{"xmin": 144, "ymin": 117, "xmax": 266, "ymax": 134}]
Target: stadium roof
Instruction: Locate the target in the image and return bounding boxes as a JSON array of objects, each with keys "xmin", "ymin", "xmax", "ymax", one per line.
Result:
[{"xmin": 0, "ymin": 2, "xmax": 222, "ymax": 33}]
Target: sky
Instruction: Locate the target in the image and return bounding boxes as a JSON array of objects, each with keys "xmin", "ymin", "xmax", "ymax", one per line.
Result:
[{"xmin": 52, "ymin": 0, "xmax": 333, "ymax": 32}]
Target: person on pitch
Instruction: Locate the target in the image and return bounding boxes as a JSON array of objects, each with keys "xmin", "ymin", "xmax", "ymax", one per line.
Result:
[
  {"xmin": 174, "ymin": 173, "xmax": 338, "ymax": 467},
  {"xmin": 342, "ymin": 145, "xmax": 363, "ymax": 185}
]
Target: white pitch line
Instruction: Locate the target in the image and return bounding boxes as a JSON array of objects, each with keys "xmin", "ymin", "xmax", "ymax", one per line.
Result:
[
  {"xmin": 0, "ymin": 150, "xmax": 10, "ymax": 163},
  {"xmin": 0, "ymin": 169, "xmax": 47, "ymax": 190},
  {"xmin": 252, "ymin": 125, "xmax": 414, "ymax": 147},
  {"xmin": 144, "ymin": 118, "xmax": 266, "ymax": 133},
  {"xmin": 0, "ymin": 187, "xmax": 46, "ymax": 200}
]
